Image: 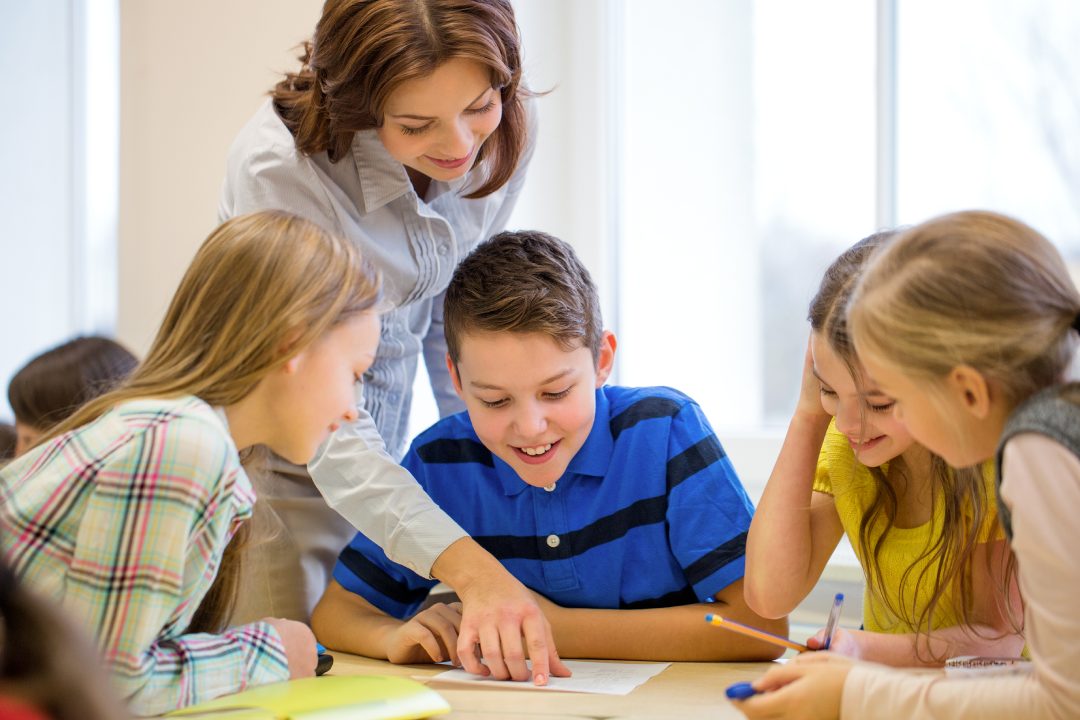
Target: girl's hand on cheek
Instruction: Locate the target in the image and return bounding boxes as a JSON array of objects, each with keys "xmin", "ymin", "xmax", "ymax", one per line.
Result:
[{"xmin": 796, "ymin": 337, "xmax": 830, "ymax": 421}]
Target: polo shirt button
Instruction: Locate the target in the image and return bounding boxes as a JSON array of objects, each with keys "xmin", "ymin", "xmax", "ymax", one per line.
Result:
[
  {"xmin": 546, "ymin": 534, "xmax": 560, "ymax": 548},
  {"xmin": 544, "ymin": 483, "xmax": 556, "ymax": 492}
]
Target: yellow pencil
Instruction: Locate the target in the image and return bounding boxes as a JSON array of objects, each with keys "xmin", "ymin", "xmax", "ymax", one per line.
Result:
[{"xmin": 705, "ymin": 614, "xmax": 809, "ymax": 653}]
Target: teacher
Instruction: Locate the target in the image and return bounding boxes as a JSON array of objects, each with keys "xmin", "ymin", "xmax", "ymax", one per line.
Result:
[{"xmin": 219, "ymin": 0, "xmax": 564, "ymax": 684}]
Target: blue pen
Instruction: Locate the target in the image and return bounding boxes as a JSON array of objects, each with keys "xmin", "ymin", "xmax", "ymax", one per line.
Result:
[
  {"xmin": 726, "ymin": 682, "xmax": 760, "ymax": 700},
  {"xmin": 821, "ymin": 592, "xmax": 845, "ymax": 651}
]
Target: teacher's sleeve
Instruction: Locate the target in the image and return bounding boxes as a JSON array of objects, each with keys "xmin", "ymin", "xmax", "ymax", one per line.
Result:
[
  {"xmin": 422, "ymin": 287, "xmax": 467, "ymax": 419},
  {"xmin": 308, "ymin": 381, "xmax": 467, "ymax": 579}
]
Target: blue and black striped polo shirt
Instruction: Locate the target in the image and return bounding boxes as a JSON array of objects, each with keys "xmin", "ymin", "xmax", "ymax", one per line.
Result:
[{"xmin": 332, "ymin": 385, "xmax": 754, "ymax": 618}]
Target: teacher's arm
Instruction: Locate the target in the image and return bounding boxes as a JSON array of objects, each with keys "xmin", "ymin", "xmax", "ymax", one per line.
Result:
[{"xmin": 308, "ymin": 394, "xmax": 569, "ymax": 684}]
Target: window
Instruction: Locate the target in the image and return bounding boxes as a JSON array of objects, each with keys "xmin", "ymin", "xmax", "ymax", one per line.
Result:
[
  {"xmin": 613, "ymin": 0, "xmax": 1080, "ymax": 501},
  {"xmin": 0, "ymin": 0, "xmax": 119, "ymax": 420},
  {"xmin": 410, "ymin": 1, "xmax": 1080, "ymax": 509}
]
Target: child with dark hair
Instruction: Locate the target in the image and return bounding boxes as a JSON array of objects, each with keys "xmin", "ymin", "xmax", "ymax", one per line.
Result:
[
  {"xmin": 313, "ymin": 230, "xmax": 784, "ymax": 663},
  {"xmin": 0, "ymin": 560, "xmax": 129, "ymax": 720},
  {"xmin": 0, "ymin": 422, "xmax": 15, "ymax": 463},
  {"xmin": 8, "ymin": 336, "xmax": 137, "ymax": 456}
]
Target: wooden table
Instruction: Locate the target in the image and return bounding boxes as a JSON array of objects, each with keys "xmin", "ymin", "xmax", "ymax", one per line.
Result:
[{"xmin": 327, "ymin": 651, "xmax": 773, "ymax": 720}]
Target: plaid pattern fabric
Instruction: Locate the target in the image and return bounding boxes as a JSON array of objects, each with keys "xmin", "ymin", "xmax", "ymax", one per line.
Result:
[{"xmin": 0, "ymin": 396, "xmax": 288, "ymax": 716}]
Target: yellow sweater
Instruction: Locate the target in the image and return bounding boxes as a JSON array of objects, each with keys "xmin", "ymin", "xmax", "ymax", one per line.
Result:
[{"xmin": 813, "ymin": 421, "xmax": 1001, "ymax": 633}]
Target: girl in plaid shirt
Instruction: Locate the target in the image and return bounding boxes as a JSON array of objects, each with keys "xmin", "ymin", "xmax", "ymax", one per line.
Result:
[{"xmin": 0, "ymin": 210, "xmax": 382, "ymax": 716}]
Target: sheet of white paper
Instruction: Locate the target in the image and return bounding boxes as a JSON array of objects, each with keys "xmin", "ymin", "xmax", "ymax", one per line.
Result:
[{"xmin": 422, "ymin": 659, "xmax": 670, "ymax": 695}]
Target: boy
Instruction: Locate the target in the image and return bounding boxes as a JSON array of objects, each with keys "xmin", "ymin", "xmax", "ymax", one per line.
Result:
[{"xmin": 311, "ymin": 230, "xmax": 786, "ymax": 663}]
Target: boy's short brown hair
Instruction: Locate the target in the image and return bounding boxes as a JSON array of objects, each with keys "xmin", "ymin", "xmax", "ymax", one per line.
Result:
[{"xmin": 444, "ymin": 230, "xmax": 603, "ymax": 363}]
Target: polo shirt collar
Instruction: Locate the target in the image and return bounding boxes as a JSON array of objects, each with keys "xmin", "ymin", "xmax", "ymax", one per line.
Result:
[
  {"xmin": 493, "ymin": 387, "xmax": 614, "ymax": 496},
  {"xmin": 351, "ymin": 129, "xmax": 477, "ymax": 212}
]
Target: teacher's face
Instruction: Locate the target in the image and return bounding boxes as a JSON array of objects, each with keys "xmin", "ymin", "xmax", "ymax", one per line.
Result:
[{"xmin": 378, "ymin": 57, "xmax": 502, "ymax": 182}]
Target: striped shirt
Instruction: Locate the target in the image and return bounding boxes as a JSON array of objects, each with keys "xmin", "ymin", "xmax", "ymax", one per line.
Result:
[
  {"xmin": 333, "ymin": 386, "xmax": 754, "ymax": 617},
  {"xmin": 0, "ymin": 396, "xmax": 288, "ymax": 716}
]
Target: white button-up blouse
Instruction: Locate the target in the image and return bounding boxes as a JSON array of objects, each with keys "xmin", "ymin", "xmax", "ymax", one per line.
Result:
[{"xmin": 219, "ymin": 98, "xmax": 536, "ymax": 576}]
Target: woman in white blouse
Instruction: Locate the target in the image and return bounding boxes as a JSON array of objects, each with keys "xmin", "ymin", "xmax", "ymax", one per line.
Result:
[{"xmin": 219, "ymin": 0, "xmax": 563, "ymax": 685}]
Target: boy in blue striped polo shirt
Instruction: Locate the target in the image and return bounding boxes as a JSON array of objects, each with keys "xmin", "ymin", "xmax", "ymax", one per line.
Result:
[{"xmin": 311, "ymin": 230, "xmax": 787, "ymax": 664}]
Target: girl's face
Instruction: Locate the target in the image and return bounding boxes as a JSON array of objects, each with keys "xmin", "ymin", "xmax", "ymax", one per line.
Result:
[
  {"xmin": 266, "ymin": 312, "xmax": 381, "ymax": 464},
  {"xmin": 858, "ymin": 349, "xmax": 1001, "ymax": 468},
  {"xmin": 377, "ymin": 57, "xmax": 503, "ymax": 183},
  {"xmin": 810, "ymin": 332, "xmax": 914, "ymax": 467}
]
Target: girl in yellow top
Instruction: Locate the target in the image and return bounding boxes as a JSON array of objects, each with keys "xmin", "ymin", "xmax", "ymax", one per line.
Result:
[{"xmin": 745, "ymin": 232, "xmax": 1023, "ymax": 666}]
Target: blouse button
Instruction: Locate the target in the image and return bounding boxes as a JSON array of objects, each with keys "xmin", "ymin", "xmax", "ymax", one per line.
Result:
[{"xmin": 546, "ymin": 534, "xmax": 561, "ymax": 548}]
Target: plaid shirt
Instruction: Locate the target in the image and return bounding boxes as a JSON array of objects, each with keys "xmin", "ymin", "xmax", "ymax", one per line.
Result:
[{"xmin": 0, "ymin": 396, "xmax": 288, "ymax": 716}]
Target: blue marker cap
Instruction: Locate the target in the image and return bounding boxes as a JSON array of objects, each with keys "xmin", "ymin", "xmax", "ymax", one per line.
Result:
[
  {"xmin": 316, "ymin": 643, "xmax": 327, "ymax": 654},
  {"xmin": 726, "ymin": 682, "xmax": 759, "ymax": 700}
]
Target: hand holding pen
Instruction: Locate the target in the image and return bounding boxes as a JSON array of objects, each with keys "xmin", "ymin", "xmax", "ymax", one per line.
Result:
[
  {"xmin": 705, "ymin": 593, "xmax": 845, "ymax": 657},
  {"xmin": 821, "ymin": 593, "xmax": 844, "ymax": 650},
  {"xmin": 711, "ymin": 593, "xmax": 846, "ymax": 703}
]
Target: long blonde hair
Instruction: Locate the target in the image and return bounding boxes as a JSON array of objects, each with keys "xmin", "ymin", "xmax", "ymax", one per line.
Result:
[
  {"xmin": 43, "ymin": 210, "xmax": 382, "ymax": 630},
  {"xmin": 811, "ymin": 232, "xmax": 990, "ymax": 654},
  {"xmin": 848, "ymin": 210, "xmax": 1079, "ymax": 642},
  {"xmin": 848, "ymin": 210, "xmax": 1079, "ymax": 412}
]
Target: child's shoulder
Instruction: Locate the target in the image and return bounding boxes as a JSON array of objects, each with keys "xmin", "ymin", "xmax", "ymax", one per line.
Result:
[
  {"xmin": 408, "ymin": 411, "xmax": 490, "ymax": 463},
  {"xmin": 604, "ymin": 385, "xmax": 699, "ymax": 426},
  {"xmin": 113, "ymin": 394, "xmax": 224, "ymax": 431},
  {"xmin": 109, "ymin": 395, "xmax": 236, "ymax": 465}
]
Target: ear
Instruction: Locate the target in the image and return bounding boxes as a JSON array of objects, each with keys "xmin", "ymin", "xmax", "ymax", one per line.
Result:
[
  {"xmin": 282, "ymin": 352, "xmax": 302, "ymax": 375},
  {"xmin": 278, "ymin": 328, "xmax": 306, "ymax": 374},
  {"xmin": 446, "ymin": 353, "xmax": 465, "ymax": 399},
  {"xmin": 594, "ymin": 330, "xmax": 617, "ymax": 387},
  {"xmin": 947, "ymin": 364, "xmax": 992, "ymax": 419}
]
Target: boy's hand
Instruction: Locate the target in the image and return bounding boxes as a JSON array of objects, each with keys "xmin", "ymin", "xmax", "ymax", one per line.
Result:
[
  {"xmin": 264, "ymin": 617, "xmax": 317, "ymax": 678},
  {"xmin": 734, "ymin": 652, "xmax": 853, "ymax": 720},
  {"xmin": 386, "ymin": 602, "xmax": 464, "ymax": 665}
]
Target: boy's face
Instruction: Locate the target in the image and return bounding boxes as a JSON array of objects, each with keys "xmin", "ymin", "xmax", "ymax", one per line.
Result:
[{"xmin": 449, "ymin": 330, "xmax": 616, "ymax": 489}]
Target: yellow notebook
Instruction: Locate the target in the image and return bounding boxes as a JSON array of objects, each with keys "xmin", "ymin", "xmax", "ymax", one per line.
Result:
[{"xmin": 167, "ymin": 675, "xmax": 451, "ymax": 720}]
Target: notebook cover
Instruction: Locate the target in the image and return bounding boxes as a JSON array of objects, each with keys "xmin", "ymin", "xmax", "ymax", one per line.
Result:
[{"xmin": 167, "ymin": 675, "xmax": 451, "ymax": 720}]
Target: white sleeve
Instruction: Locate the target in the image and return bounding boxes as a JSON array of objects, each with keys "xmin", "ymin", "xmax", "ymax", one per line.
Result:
[
  {"xmin": 841, "ymin": 432, "xmax": 1080, "ymax": 720},
  {"xmin": 307, "ymin": 382, "xmax": 467, "ymax": 579}
]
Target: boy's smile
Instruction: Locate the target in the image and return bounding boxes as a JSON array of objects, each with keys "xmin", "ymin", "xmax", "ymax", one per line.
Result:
[{"xmin": 449, "ymin": 329, "xmax": 616, "ymax": 488}]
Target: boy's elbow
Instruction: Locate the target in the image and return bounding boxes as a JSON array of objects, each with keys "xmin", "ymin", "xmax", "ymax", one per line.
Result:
[
  {"xmin": 309, "ymin": 598, "xmax": 334, "ymax": 645},
  {"xmin": 730, "ymin": 613, "xmax": 790, "ymax": 664}
]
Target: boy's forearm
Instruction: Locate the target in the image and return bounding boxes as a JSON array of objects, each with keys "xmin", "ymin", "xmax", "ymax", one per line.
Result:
[
  {"xmin": 541, "ymin": 599, "xmax": 788, "ymax": 662},
  {"xmin": 310, "ymin": 581, "xmax": 401, "ymax": 660}
]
